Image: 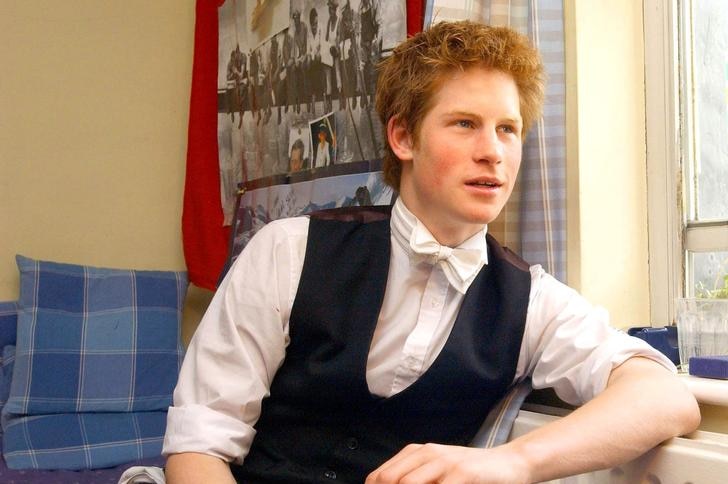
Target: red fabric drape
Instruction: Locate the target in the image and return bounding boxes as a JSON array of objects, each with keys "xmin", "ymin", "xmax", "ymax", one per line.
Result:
[
  {"xmin": 183, "ymin": 0, "xmax": 424, "ymax": 289},
  {"xmin": 182, "ymin": 0, "xmax": 228, "ymax": 290},
  {"xmin": 406, "ymin": 0, "xmax": 424, "ymax": 36}
]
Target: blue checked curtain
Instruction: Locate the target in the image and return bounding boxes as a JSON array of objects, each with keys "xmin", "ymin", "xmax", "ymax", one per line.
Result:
[{"xmin": 425, "ymin": 0, "xmax": 567, "ymax": 282}]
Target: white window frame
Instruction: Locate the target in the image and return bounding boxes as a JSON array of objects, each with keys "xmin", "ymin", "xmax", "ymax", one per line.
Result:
[
  {"xmin": 645, "ymin": 0, "xmax": 682, "ymax": 326},
  {"xmin": 645, "ymin": 0, "xmax": 728, "ymax": 326}
]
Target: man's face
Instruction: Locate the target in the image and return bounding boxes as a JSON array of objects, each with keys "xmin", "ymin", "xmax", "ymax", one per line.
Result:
[
  {"xmin": 318, "ymin": 130, "xmax": 326, "ymax": 142},
  {"xmin": 393, "ymin": 67, "xmax": 523, "ymax": 246},
  {"xmin": 290, "ymin": 147, "xmax": 304, "ymax": 171}
]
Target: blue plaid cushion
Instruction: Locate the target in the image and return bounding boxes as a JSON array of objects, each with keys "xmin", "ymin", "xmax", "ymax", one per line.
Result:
[
  {"xmin": 0, "ymin": 301, "xmax": 17, "ymax": 348},
  {"xmin": 5, "ymin": 255, "xmax": 187, "ymax": 414},
  {"xmin": 2, "ymin": 411, "xmax": 167, "ymax": 470}
]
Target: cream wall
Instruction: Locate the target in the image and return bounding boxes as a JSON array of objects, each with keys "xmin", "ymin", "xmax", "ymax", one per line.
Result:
[
  {"xmin": 565, "ymin": 0, "xmax": 651, "ymax": 329},
  {"xmin": 0, "ymin": 2, "xmax": 198, "ymax": 312}
]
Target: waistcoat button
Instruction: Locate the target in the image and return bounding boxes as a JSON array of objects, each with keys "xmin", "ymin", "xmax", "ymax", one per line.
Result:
[
  {"xmin": 324, "ymin": 470, "xmax": 337, "ymax": 479},
  {"xmin": 346, "ymin": 437, "xmax": 359, "ymax": 450}
]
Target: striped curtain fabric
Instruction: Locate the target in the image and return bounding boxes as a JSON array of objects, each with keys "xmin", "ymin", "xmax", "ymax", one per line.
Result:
[{"xmin": 425, "ymin": 0, "xmax": 567, "ymax": 282}]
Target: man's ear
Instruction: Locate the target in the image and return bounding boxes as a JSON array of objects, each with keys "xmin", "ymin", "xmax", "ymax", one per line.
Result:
[{"xmin": 387, "ymin": 117, "xmax": 414, "ymax": 162}]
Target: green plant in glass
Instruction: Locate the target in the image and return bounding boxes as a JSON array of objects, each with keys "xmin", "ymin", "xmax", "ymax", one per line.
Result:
[{"xmin": 696, "ymin": 274, "xmax": 728, "ymax": 299}]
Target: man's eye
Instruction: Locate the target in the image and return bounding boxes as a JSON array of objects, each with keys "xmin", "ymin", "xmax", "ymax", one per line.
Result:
[
  {"xmin": 498, "ymin": 125, "xmax": 516, "ymax": 134},
  {"xmin": 457, "ymin": 120, "xmax": 474, "ymax": 128}
]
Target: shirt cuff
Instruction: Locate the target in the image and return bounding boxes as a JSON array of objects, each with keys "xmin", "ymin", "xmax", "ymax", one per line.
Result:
[
  {"xmin": 162, "ymin": 404, "xmax": 256, "ymax": 464},
  {"xmin": 553, "ymin": 329, "xmax": 677, "ymax": 405}
]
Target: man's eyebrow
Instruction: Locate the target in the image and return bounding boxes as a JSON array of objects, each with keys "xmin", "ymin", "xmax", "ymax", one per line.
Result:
[
  {"xmin": 442, "ymin": 110, "xmax": 480, "ymax": 118},
  {"xmin": 443, "ymin": 110, "xmax": 523, "ymax": 124},
  {"xmin": 499, "ymin": 117, "xmax": 523, "ymax": 126}
]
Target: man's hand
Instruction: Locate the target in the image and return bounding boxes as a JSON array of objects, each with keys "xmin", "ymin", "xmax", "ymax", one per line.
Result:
[{"xmin": 365, "ymin": 443, "xmax": 530, "ymax": 484}]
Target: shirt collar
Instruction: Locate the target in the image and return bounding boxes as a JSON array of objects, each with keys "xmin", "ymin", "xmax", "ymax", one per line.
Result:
[{"xmin": 390, "ymin": 198, "xmax": 489, "ymax": 292}]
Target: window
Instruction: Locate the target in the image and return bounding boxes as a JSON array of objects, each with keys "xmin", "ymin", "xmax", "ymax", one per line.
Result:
[{"xmin": 645, "ymin": 0, "xmax": 728, "ymax": 325}]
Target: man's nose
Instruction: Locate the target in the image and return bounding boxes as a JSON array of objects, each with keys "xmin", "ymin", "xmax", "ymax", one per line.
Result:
[{"xmin": 474, "ymin": 129, "xmax": 503, "ymax": 164}]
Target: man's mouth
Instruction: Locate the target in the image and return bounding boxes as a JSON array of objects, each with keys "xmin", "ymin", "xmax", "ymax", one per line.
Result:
[{"xmin": 466, "ymin": 179, "xmax": 502, "ymax": 188}]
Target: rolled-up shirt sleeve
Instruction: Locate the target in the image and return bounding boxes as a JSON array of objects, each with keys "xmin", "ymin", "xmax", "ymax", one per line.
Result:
[
  {"xmin": 517, "ymin": 265, "xmax": 676, "ymax": 406},
  {"xmin": 163, "ymin": 218, "xmax": 308, "ymax": 463}
]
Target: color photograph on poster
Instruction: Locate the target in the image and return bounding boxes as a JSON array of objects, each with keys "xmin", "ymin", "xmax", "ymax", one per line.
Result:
[
  {"xmin": 217, "ymin": 0, "xmax": 406, "ymax": 226},
  {"xmin": 310, "ymin": 113, "xmax": 336, "ymax": 168}
]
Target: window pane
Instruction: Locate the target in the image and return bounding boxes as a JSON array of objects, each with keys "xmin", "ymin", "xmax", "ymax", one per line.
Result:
[
  {"xmin": 689, "ymin": 250, "xmax": 728, "ymax": 298},
  {"xmin": 691, "ymin": 0, "xmax": 728, "ymax": 221}
]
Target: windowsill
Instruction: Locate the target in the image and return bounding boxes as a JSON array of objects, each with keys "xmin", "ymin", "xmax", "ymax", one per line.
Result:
[{"xmin": 679, "ymin": 374, "xmax": 728, "ymax": 406}]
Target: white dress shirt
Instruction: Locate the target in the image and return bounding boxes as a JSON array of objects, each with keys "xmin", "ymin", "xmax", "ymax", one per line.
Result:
[
  {"xmin": 314, "ymin": 140, "xmax": 330, "ymax": 167},
  {"xmin": 163, "ymin": 199, "xmax": 674, "ymax": 464}
]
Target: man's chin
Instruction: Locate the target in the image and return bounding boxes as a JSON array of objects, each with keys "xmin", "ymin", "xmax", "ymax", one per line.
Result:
[{"xmin": 466, "ymin": 208, "xmax": 504, "ymax": 226}]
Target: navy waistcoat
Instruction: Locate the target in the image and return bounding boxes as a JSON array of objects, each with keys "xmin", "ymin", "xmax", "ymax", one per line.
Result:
[{"xmin": 232, "ymin": 207, "xmax": 531, "ymax": 484}]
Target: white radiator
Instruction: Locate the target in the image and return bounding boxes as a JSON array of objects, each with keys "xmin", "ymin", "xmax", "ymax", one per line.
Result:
[{"xmin": 511, "ymin": 409, "xmax": 728, "ymax": 484}]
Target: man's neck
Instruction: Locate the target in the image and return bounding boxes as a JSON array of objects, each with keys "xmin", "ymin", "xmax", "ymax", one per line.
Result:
[{"xmin": 395, "ymin": 198, "xmax": 486, "ymax": 248}]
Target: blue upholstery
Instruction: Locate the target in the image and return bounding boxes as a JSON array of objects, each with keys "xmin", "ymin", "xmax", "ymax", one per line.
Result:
[
  {"xmin": 2, "ymin": 411, "xmax": 167, "ymax": 471},
  {"xmin": 0, "ymin": 301, "xmax": 17, "ymax": 349},
  {"xmin": 2, "ymin": 255, "xmax": 187, "ymax": 469},
  {"xmin": 0, "ymin": 346, "xmax": 15, "ymax": 417},
  {"xmin": 0, "ymin": 299, "xmax": 18, "ymax": 434}
]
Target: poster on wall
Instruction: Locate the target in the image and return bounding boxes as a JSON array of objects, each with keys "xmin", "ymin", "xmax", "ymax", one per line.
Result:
[
  {"xmin": 217, "ymin": 0, "xmax": 407, "ymax": 228},
  {"xmin": 227, "ymin": 172, "xmax": 394, "ymax": 267}
]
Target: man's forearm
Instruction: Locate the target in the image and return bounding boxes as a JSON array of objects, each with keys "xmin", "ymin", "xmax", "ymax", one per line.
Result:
[
  {"xmin": 367, "ymin": 357, "xmax": 700, "ymax": 484},
  {"xmin": 165, "ymin": 452, "xmax": 237, "ymax": 484},
  {"xmin": 506, "ymin": 356, "xmax": 701, "ymax": 482}
]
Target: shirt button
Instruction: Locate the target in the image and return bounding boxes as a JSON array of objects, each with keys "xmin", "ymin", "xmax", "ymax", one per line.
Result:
[
  {"xmin": 324, "ymin": 470, "xmax": 337, "ymax": 480},
  {"xmin": 346, "ymin": 437, "xmax": 359, "ymax": 450}
]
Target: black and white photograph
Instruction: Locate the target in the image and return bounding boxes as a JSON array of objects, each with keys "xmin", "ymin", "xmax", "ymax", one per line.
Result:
[{"xmin": 216, "ymin": 0, "xmax": 406, "ymax": 227}]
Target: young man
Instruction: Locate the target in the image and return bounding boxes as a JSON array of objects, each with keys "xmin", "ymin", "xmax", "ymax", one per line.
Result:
[
  {"xmin": 306, "ymin": 7, "xmax": 323, "ymax": 112},
  {"xmin": 288, "ymin": 137, "xmax": 306, "ymax": 172},
  {"xmin": 324, "ymin": 0, "xmax": 342, "ymax": 110},
  {"xmin": 163, "ymin": 21, "xmax": 699, "ymax": 484}
]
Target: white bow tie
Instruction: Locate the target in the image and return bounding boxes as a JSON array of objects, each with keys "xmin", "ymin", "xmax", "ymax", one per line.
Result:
[{"xmin": 409, "ymin": 221, "xmax": 484, "ymax": 294}]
